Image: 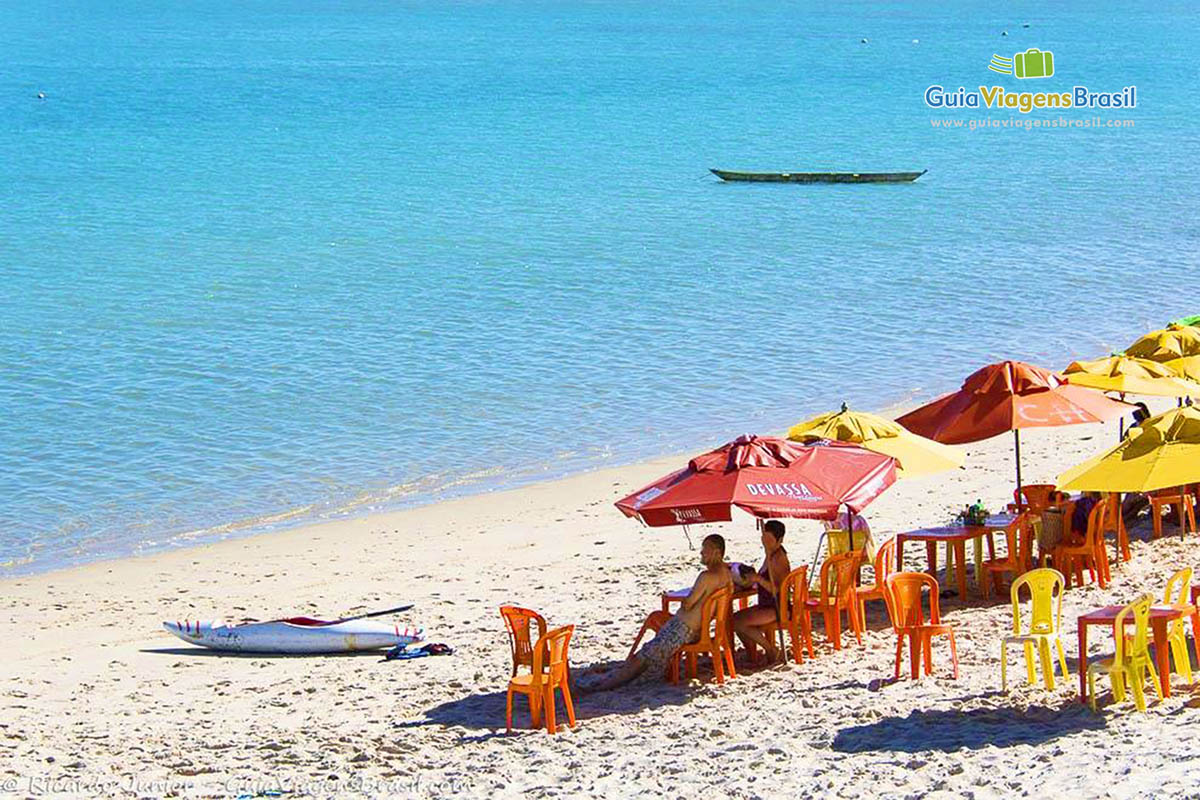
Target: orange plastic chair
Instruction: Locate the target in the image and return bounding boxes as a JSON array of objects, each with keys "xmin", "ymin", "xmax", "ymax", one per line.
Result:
[
  {"xmin": 855, "ymin": 537, "xmax": 897, "ymax": 626},
  {"xmin": 1052, "ymin": 500, "xmax": 1109, "ymax": 589},
  {"xmin": 1010, "ymin": 484, "xmax": 1058, "ymax": 513},
  {"xmin": 885, "ymin": 572, "xmax": 959, "ymax": 680},
  {"xmin": 626, "ymin": 610, "xmax": 671, "ymax": 661},
  {"xmin": 1101, "ymin": 493, "xmax": 1131, "ymax": 565},
  {"xmin": 806, "ymin": 550, "xmax": 865, "ymax": 650},
  {"xmin": 1087, "ymin": 595, "xmax": 1162, "ymax": 712},
  {"xmin": 760, "ymin": 566, "xmax": 814, "ymax": 664},
  {"xmin": 1000, "ymin": 568, "xmax": 1070, "ymax": 691},
  {"xmin": 670, "ymin": 587, "xmax": 737, "ymax": 684},
  {"xmin": 1149, "ymin": 488, "xmax": 1197, "ymax": 540},
  {"xmin": 506, "ymin": 625, "xmax": 576, "ymax": 734},
  {"xmin": 500, "ymin": 606, "xmax": 548, "ymax": 676},
  {"xmin": 982, "ymin": 514, "xmax": 1036, "ymax": 599}
]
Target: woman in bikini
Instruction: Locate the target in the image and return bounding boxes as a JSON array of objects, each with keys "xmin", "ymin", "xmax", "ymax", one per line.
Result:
[{"xmin": 732, "ymin": 519, "xmax": 791, "ymax": 662}]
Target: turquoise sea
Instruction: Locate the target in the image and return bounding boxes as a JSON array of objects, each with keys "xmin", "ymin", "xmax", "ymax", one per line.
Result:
[{"xmin": 2, "ymin": 1, "xmax": 1197, "ymax": 573}]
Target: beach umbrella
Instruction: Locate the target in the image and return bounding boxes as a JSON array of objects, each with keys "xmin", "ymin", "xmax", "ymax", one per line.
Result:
[
  {"xmin": 895, "ymin": 361, "xmax": 1132, "ymax": 491},
  {"xmin": 1169, "ymin": 314, "xmax": 1200, "ymax": 328},
  {"xmin": 785, "ymin": 404, "xmax": 965, "ymax": 478},
  {"xmin": 1125, "ymin": 324, "xmax": 1200, "ymax": 363},
  {"xmin": 1062, "ymin": 355, "xmax": 1200, "ymax": 398},
  {"xmin": 1057, "ymin": 406, "xmax": 1200, "ymax": 493},
  {"xmin": 614, "ymin": 435, "xmax": 897, "ymax": 528}
]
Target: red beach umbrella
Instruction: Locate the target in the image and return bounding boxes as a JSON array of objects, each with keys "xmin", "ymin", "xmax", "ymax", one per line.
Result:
[
  {"xmin": 895, "ymin": 361, "xmax": 1132, "ymax": 490},
  {"xmin": 615, "ymin": 435, "xmax": 898, "ymax": 527}
]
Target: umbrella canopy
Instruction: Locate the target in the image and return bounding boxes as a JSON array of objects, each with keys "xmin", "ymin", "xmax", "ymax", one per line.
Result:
[
  {"xmin": 615, "ymin": 434, "xmax": 898, "ymax": 527},
  {"xmin": 896, "ymin": 361, "xmax": 1132, "ymax": 445},
  {"xmin": 1169, "ymin": 314, "xmax": 1200, "ymax": 328},
  {"xmin": 1058, "ymin": 406, "xmax": 1200, "ymax": 493},
  {"xmin": 1062, "ymin": 355, "xmax": 1200, "ymax": 398},
  {"xmin": 1125, "ymin": 324, "xmax": 1200, "ymax": 363},
  {"xmin": 786, "ymin": 406, "xmax": 964, "ymax": 478},
  {"xmin": 896, "ymin": 360, "xmax": 1132, "ymax": 489},
  {"xmin": 1165, "ymin": 356, "xmax": 1200, "ymax": 383}
]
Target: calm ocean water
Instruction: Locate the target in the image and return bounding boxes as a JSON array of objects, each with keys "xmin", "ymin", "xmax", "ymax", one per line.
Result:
[{"xmin": 2, "ymin": 1, "xmax": 1197, "ymax": 573}]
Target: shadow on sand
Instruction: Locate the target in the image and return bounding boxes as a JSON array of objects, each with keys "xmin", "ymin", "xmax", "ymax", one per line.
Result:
[
  {"xmin": 832, "ymin": 702, "xmax": 1106, "ymax": 753},
  {"xmin": 404, "ymin": 658, "xmax": 712, "ymax": 739}
]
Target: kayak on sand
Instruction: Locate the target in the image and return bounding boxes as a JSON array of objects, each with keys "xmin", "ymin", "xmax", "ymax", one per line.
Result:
[{"xmin": 163, "ymin": 616, "xmax": 424, "ymax": 654}]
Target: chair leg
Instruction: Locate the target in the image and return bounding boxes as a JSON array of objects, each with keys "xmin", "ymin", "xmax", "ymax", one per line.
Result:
[
  {"xmin": 1038, "ymin": 638, "xmax": 1055, "ymax": 691},
  {"xmin": 894, "ymin": 634, "xmax": 904, "ymax": 679},
  {"xmin": 909, "ymin": 631, "xmax": 920, "ymax": 679},
  {"xmin": 1001, "ymin": 641, "xmax": 1008, "ymax": 692},
  {"xmin": 948, "ymin": 630, "xmax": 959, "ymax": 679},
  {"xmin": 561, "ymin": 681, "xmax": 577, "ymax": 728},
  {"xmin": 801, "ymin": 613, "xmax": 815, "ymax": 659},
  {"xmin": 544, "ymin": 686, "xmax": 557, "ymax": 734},
  {"xmin": 530, "ymin": 690, "xmax": 542, "ymax": 728},
  {"xmin": 922, "ymin": 634, "xmax": 933, "ymax": 676},
  {"xmin": 1111, "ymin": 670, "xmax": 1127, "ymax": 705},
  {"xmin": 827, "ymin": 610, "xmax": 841, "ymax": 650},
  {"xmin": 1087, "ymin": 670, "xmax": 1097, "ymax": 712},
  {"xmin": 711, "ymin": 646, "xmax": 725, "ymax": 685},
  {"xmin": 1129, "ymin": 667, "xmax": 1147, "ymax": 712},
  {"xmin": 1146, "ymin": 658, "xmax": 1163, "ymax": 701},
  {"xmin": 1171, "ymin": 635, "xmax": 1193, "ymax": 684},
  {"xmin": 506, "ymin": 688, "xmax": 514, "ymax": 733},
  {"xmin": 1023, "ymin": 641, "xmax": 1037, "ymax": 685},
  {"xmin": 1056, "ymin": 638, "xmax": 1070, "ymax": 685},
  {"xmin": 850, "ymin": 604, "xmax": 863, "ymax": 646}
]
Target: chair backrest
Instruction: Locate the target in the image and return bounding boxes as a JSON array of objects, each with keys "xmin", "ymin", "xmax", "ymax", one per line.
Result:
[
  {"xmin": 1082, "ymin": 499, "xmax": 1107, "ymax": 549},
  {"xmin": 500, "ymin": 605, "xmax": 548, "ymax": 674},
  {"xmin": 1014, "ymin": 484, "xmax": 1058, "ymax": 512},
  {"xmin": 1164, "ymin": 567, "xmax": 1193, "ymax": 606},
  {"xmin": 820, "ymin": 550, "xmax": 864, "ymax": 606},
  {"xmin": 1100, "ymin": 492, "xmax": 1125, "ymax": 537},
  {"xmin": 529, "ymin": 625, "xmax": 573, "ymax": 688},
  {"xmin": 872, "ymin": 537, "xmax": 897, "ymax": 589},
  {"xmin": 1115, "ymin": 595, "xmax": 1154, "ymax": 664},
  {"xmin": 777, "ymin": 566, "xmax": 809, "ymax": 629},
  {"xmin": 695, "ymin": 586, "xmax": 733, "ymax": 647},
  {"xmin": 1010, "ymin": 567, "xmax": 1064, "ymax": 636},
  {"xmin": 884, "ymin": 571, "xmax": 941, "ymax": 631}
]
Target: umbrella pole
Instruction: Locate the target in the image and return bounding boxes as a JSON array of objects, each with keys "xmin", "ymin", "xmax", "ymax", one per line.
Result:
[{"xmin": 1013, "ymin": 429, "xmax": 1023, "ymax": 496}]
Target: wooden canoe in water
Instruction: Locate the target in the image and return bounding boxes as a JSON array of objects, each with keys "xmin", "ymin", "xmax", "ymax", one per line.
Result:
[{"xmin": 710, "ymin": 169, "xmax": 927, "ymax": 184}]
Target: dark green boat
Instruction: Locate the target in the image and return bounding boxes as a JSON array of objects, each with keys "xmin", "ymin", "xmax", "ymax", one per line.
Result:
[{"xmin": 710, "ymin": 168, "xmax": 927, "ymax": 184}]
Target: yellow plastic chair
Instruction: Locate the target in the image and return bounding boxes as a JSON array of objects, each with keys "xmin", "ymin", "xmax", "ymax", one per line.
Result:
[
  {"xmin": 1000, "ymin": 568, "xmax": 1070, "ymax": 691},
  {"xmin": 1161, "ymin": 567, "xmax": 1194, "ymax": 685},
  {"xmin": 1087, "ymin": 594, "xmax": 1163, "ymax": 712}
]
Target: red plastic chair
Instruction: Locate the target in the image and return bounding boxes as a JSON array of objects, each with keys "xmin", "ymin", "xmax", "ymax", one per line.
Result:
[
  {"xmin": 1010, "ymin": 484, "xmax": 1058, "ymax": 514},
  {"xmin": 506, "ymin": 625, "xmax": 576, "ymax": 734},
  {"xmin": 981, "ymin": 514, "xmax": 1036, "ymax": 598},
  {"xmin": 885, "ymin": 572, "xmax": 959, "ymax": 680},
  {"xmin": 1149, "ymin": 488, "xmax": 1197, "ymax": 540},
  {"xmin": 500, "ymin": 606, "xmax": 548, "ymax": 677},
  {"xmin": 1053, "ymin": 501, "xmax": 1110, "ymax": 589},
  {"xmin": 760, "ymin": 567, "xmax": 814, "ymax": 664}
]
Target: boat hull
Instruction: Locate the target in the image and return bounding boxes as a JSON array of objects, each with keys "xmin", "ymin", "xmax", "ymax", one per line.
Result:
[
  {"xmin": 163, "ymin": 618, "xmax": 424, "ymax": 654},
  {"xmin": 711, "ymin": 169, "xmax": 927, "ymax": 183}
]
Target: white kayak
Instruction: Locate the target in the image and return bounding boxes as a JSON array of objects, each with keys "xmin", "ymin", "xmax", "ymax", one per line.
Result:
[{"xmin": 163, "ymin": 616, "xmax": 424, "ymax": 654}]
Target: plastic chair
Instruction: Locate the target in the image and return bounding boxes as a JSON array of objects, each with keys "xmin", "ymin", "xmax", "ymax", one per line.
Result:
[
  {"xmin": 506, "ymin": 625, "xmax": 576, "ymax": 734},
  {"xmin": 885, "ymin": 572, "xmax": 958, "ymax": 680},
  {"xmin": 1101, "ymin": 493, "xmax": 1131, "ymax": 565},
  {"xmin": 626, "ymin": 610, "xmax": 671, "ymax": 661},
  {"xmin": 1161, "ymin": 567, "xmax": 1194, "ymax": 685},
  {"xmin": 1149, "ymin": 488, "xmax": 1197, "ymax": 540},
  {"xmin": 1000, "ymin": 568, "xmax": 1070, "ymax": 691},
  {"xmin": 500, "ymin": 606, "xmax": 548, "ymax": 676},
  {"xmin": 855, "ymin": 537, "xmax": 896, "ymax": 626},
  {"xmin": 760, "ymin": 567, "xmax": 814, "ymax": 664},
  {"xmin": 1087, "ymin": 595, "xmax": 1162, "ymax": 712},
  {"xmin": 982, "ymin": 514, "xmax": 1037, "ymax": 599},
  {"xmin": 1010, "ymin": 484, "xmax": 1058, "ymax": 513},
  {"xmin": 1052, "ymin": 500, "xmax": 1110, "ymax": 589},
  {"xmin": 670, "ymin": 587, "xmax": 737, "ymax": 684},
  {"xmin": 806, "ymin": 550, "xmax": 865, "ymax": 650}
]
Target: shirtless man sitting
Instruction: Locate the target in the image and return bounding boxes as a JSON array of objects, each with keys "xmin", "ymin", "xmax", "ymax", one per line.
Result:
[{"xmin": 583, "ymin": 533, "xmax": 732, "ymax": 692}]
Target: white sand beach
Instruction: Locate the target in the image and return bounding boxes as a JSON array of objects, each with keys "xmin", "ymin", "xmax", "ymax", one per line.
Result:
[{"xmin": 4, "ymin": 409, "xmax": 1200, "ymax": 799}]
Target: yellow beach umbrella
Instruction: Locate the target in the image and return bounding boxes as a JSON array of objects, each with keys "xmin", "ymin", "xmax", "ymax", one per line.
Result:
[
  {"xmin": 1125, "ymin": 324, "xmax": 1200, "ymax": 363},
  {"xmin": 786, "ymin": 405, "xmax": 965, "ymax": 478},
  {"xmin": 1057, "ymin": 406, "xmax": 1200, "ymax": 493},
  {"xmin": 1062, "ymin": 355, "xmax": 1200, "ymax": 398},
  {"xmin": 1165, "ymin": 356, "xmax": 1200, "ymax": 383}
]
